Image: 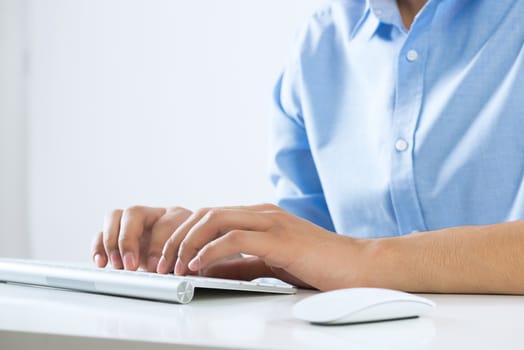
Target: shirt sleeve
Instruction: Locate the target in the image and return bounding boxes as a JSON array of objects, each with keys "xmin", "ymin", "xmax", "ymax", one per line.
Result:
[{"xmin": 269, "ymin": 66, "xmax": 335, "ymax": 232}]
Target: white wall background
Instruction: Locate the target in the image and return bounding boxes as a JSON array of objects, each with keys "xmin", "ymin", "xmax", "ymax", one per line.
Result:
[
  {"xmin": 0, "ymin": 0, "xmax": 325, "ymax": 261},
  {"xmin": 0, "ymin": 0, "xmax": 28, "ymax": 258}
]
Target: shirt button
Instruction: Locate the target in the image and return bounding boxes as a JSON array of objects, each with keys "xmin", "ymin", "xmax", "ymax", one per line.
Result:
[
  {"xmin": 375, "ymin": 8, "xmax": 383, "ymax": 16},
  {"xmin": 406, "ymin": 49, "xmax": 419, "ymax": 62},
  {"xmin": 395, "ymin": 138, "xmax": 409, "ymax": 152}
]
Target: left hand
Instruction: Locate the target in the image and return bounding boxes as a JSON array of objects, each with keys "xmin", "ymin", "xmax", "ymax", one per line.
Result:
[{"xmin": 156, "ymin": 203, "xmax": 359, "ymax": 290}]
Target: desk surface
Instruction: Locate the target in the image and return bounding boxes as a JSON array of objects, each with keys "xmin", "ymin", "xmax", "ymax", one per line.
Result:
[{"xmin": 0, "ymin": 282, "xmax": 523, "ymax": 349}]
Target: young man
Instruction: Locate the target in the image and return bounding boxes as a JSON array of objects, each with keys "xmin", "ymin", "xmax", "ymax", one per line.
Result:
[{"xmin": 92, "ymin": 0, "xmax": 524, "ymax": 293}]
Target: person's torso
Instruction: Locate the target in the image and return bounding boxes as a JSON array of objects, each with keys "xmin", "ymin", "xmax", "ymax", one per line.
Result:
[{"xmin": 297, "ymin": 0, "xmax": 524, "ymax": 237}]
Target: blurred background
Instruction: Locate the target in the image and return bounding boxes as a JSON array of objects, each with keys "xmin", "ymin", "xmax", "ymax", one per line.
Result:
[{"xmin": 0, "ymin": 0, "xmax": 325, "ymax": 261}]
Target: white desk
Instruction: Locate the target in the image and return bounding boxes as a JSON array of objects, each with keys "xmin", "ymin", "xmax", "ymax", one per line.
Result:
[{"xmin": 0, "ymin": 282, "xmax": 523, "ymax": 349}]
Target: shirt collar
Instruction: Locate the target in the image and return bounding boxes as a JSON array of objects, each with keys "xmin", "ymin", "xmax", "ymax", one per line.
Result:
[
  {"xmin": 369, "ymin": 0, "xmax": 405, "ymax": 26},
  {"xmin": 350, "ymin": 0, "xmax": 419, "ymax": 40}
]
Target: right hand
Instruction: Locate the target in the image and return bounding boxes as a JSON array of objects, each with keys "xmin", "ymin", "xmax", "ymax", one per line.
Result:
[{"xmin": 91, "ymin": 206, "xmax": 193, "ymax": 272}]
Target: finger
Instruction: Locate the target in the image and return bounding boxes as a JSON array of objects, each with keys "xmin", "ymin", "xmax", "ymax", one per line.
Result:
[
  {"xmin": 146, "ymin": 207, "xmax": 192, "ymax": 272},
  {"xmin": 158, "ymin": 205, "xmax": 275, "ymax": 274},
  {"xmin": 226, "ymin": 203, "xmax": 280, "ymax": 212},
  {"xmin": 118, "ymin": 206, "xmax": 166, "ymax": 271},
  {"xmin": 91, "ymin": 231, "xmax": 108, "ymax": 268},
  {"xmin": 187, "ymin": 230, "xmax": 274, "ymax": 272},
  {"xmin": 174, "ymin": 209, "xmax": 272, "ymax": 275},
  {"xmin": 158, "ymin": 207, "xmax": 211, "ymax": 274},
  {"xmin": 102, "ymin": 209, "xmax": 124, "ymax": 269}
]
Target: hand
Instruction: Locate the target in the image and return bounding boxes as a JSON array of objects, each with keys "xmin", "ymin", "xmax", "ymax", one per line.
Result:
[
  {"xmin": 91, "ymin": 206, "xmax": 192, "ymax": 272},
  {"xmin": 157, "ymin": 203, "xmax": 358, "ymax": 290}
]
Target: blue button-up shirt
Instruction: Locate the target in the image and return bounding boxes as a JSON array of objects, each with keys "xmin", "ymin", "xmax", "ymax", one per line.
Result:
[{"xmin": 270, "ymin": 0, "xmax": 524, "ymax": 238}]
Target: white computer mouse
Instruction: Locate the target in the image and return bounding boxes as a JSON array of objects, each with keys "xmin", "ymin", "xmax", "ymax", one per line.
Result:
[{"xmin": 293, "ymin": 288, "xmax": 435, "ymax": 325}]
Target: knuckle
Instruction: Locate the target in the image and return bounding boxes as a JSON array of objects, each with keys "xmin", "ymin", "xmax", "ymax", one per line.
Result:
[
  {"xmin": 199, "ymin": 208, "xmax": 221, "ymax": 225},
  {"xmin": 124, "ymin": 205, "xmax": 144, "ymax": 216},
  {"xmin": 198, "ymin": 207, "xmax": 211, "ymax": 215},
  {"xmin": 199, "ymin": 242, "xmax": 216, "ymax": 257},
  {"xmin": 108, "ymin": 208, "xmax": 123, "ymax": 217},
  {"xmin": 227, "ymin": 230, "xmax": 245, "ymax": 244},
  {"xmin": 205, "ymin": 208, "xmax": 221, "ymax": 220},
  {"xmin": 194, "ymin": 207, "xmax": 211, "ymax": 217},
  {"xmin": 169, "ymin": 206, "xmax": 190, "ymax": 214}
]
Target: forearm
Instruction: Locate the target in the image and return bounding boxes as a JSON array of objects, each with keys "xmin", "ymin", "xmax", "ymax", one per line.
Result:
[{"xmin": 354, "ymin": 220, "xmax": 524, "ymax": 294}]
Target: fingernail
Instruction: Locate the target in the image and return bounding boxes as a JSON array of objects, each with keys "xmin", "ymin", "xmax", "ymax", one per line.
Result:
[
  {"xmin": 188, "ymin": 256, "xmax": 201, "ymax": 271},
  {"xmin": 147, "ymin": 256, "xmax": 159, "ymax": 272},
  {"xmin": 110, "ymin": 251, "xmax": 123, "ymax": 269},
  {"xmin": 157, "ymin": 255, "xmax": 168, "ymax": 273},
  {"xmin": 174, "ymin": 259, "xmax": 184, "ymax": 275},
  {"xmin": 123, "ymin": 252, "xmax": 136, "ymax": 270},
  {"xmin": 94, "ymin": 254, "xmax": 103, "ymax": 267}
]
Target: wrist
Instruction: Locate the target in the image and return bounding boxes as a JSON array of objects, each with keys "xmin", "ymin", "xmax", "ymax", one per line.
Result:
[
  {"xmin": 330, "ymin": 235, "xmax": 397, "ymax": 291},
  {"xmin": 350, "ymin": 235, "xmax": 430, "ymax": 292},
  {"xmin": 313, "ymin": 235, "xmax": 380, "ymax": 291}
]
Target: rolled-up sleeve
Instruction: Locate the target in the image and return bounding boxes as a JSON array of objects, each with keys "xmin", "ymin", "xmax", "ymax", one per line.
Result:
[{"xmin": 269, "ymin": 67, "xmax": 335, "ymax": 231}]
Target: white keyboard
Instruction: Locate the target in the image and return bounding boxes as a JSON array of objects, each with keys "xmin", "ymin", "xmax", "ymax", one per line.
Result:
[{"xmin": 0, "ymin": 258, "xmax": 296, "ymax": 304}]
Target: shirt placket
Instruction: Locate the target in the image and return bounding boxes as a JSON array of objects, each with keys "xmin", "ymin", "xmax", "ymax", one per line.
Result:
[{"xmin": 389, "ymin": 14, "xmax": 433, "ymax": 235}]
